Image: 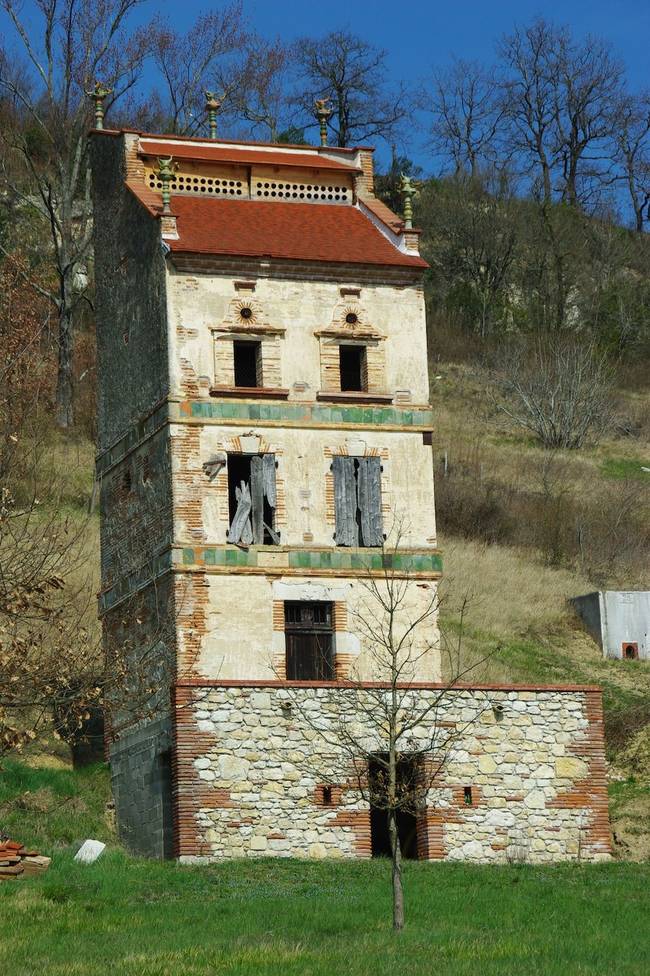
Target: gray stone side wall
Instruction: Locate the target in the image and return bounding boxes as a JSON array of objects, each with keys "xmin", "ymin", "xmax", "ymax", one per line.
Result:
[
  {"xmin": 104, "ymin": 575, "xmax": 177, "ymax": 857},
  {"xmin": 90, "ymin": 133, "xmax": 169, "ymax": 451},
  {"xmin": 174, "ymin": 684, "xmax": 611, "ymax": 863},
  {"xmin": 99, "ymin": 427, "xmax": 173, "ymax": 589},
  {"xmin": 109, "ymin": 716, "xmax": 174, "ymax": 858}
]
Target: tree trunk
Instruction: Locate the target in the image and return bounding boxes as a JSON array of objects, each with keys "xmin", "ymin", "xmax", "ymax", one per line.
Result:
[
  {"xmin": 388, "ymin": 809, "xmax": 404, "ymax": 932},
  {"xmin": 56, "ymin": 303, "xmax": 75, "ymax": 428}
]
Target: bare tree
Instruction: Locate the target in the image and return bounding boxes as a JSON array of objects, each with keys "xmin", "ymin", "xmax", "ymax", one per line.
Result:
[
  {"xmin": 613, "ymin": 93, "xmax": 650, "ymax": 233},
  {"xmin": 424, "ymin": 58, "xmax": 504, "ymax": 179},
  {"xmin": 278, "ymin": 534, "xmax": 488, "ymax": 931},
  {"xmin": 493, "ymin": 336, "xmax": 614, "ymax": 449},
  {"xmin": 553, "ymin": 31, "xmax": 624, "ymax": 208},
  {"xmin": 292, "ymin": 30, "xmax": 409, "ymax": 147},
  {"xmin": 0, "ymin": 0, "xmax": 151, "ymax": 427},
  {"xmin": 150, "ymin": 4, "xmax": 246, "ymax": 136},
  {"xmin": 0, "ymin": 258, "xmax": 172, "ymax": 759},
  {"xmin": 499, "ymin": 18, "xmax": 624, "ymax": 208},
  {"xmin": 498, "ymin": 19, "xmax": 561, "ymax": 203},
  {"xmin": 230, "ymin": 36, "xmax": 296, "ymax": 142}
]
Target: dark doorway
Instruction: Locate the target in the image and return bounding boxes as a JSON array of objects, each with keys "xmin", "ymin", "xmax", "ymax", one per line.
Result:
[
  {"xmin": 339, "ymin": 344, "xmax": 367, "ymax": 392},
  {"xmin": 233, "ymin": 340, "xmax": 261, "ymax": 387},
  {"xmin": 284, "ymin": 601, "xmax": 334, "ymax": 679},
  {"xmin": 369, "ymin": 754, "xmax": 420, "ymax": 859}
]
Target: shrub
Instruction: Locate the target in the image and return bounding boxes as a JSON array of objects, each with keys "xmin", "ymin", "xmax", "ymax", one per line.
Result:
[{"xmin": 493, "ymin": 337, "xmax": 614, "ymax": 449}]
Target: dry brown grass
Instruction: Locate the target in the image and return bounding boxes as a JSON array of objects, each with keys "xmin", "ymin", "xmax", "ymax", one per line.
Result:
[{"xmin": 439, "ymin": 535, "xmax": 593, "ymax": 639}]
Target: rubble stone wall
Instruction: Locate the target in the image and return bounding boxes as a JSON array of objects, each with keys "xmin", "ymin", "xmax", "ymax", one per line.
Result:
[{"xmin": 173, "ymin": 683, "xmax": 611, "ymax": 863}]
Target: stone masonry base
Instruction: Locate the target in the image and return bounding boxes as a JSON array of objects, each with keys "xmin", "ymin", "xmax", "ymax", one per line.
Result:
[{"xmin": 172, "ymin": 682, "xmax": 611, "ymax": 863}]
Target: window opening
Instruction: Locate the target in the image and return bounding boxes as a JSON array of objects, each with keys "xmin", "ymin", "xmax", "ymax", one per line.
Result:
[
  {"xmin": 332, "ymin": 455, "xmax": 383, "ymax": 547},
  {"xmin": 464, "ymin": 786, "xmax": 473, "ymax": 806},
  {"xmin": 369, "ymin": 754, "xmax": 421, "ymax": 860},
  {"xmin": 227, "ymin": 453, "xmax": 278, "ymax": 545},
  {"xmin": 339, "ymin": 344, "xmax": 367, "ymax": 392},
  {"xmin": 322, "ymin": 786, "xmax": 333, "ymax": 806},
  {"xmin": 233, "ymin": 340, "xmax": 261, "ymax": 388},
  {"xmin": 284, "ymin": 601, "xmax": 334, "ymax": 680}
]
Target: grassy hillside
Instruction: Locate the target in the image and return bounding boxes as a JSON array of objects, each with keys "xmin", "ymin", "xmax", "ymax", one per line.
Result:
[{"xmin": 1, "ymin": 759, "xmax": 649, "ymax": 976}]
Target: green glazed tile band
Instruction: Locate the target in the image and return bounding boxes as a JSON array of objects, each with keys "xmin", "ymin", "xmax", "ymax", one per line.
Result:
[{"xmin": 180, "ymin": 546, "xmax": 443, "ymax": 574}]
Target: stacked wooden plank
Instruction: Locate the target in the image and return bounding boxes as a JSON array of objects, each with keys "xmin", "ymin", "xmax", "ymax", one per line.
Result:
[{"xmin": 0, "ymin": 839, "xmax": 51, "ymax": 880}]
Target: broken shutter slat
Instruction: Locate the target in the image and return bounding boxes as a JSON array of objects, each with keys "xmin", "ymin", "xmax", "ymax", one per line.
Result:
[
  {"xmin": 263, "ymin": 453, "xmax": 277, "ymax": 508},
  {"xmin": 250, "ymin": 455, "xmax": 264, "ymax": 544},
  {"xmin": 229, "ymin": 480, "xmax": 252, "ymax": 544},
  {"xmin": 333, "ymin": 455, "xmax": 358, "ymax": 546},
  {"xmin": 358, "ymin": 456, "xmax": 383, "ymax": 547}
]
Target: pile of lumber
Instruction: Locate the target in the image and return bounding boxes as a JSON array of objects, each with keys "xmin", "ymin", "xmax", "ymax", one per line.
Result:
[{"xmin": 0, "ymin": 839, "xmax": 51, "ymax": 880}]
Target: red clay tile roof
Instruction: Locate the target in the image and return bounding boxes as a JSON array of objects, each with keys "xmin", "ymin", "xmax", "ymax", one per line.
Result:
[
  {"xmin": 139, "ymin": 140, "xmax": 361, "ymax": 173},
  {"xmin": 360, "ymin": 196, "xmax": 405, "ymax": 234},
  {"xmin": 91, "ymin": 128, "xmax": 371, "ymax": 153},
  {"xmin": 160, "ymin": 195, "xmax": 427, "ymax": 268}
]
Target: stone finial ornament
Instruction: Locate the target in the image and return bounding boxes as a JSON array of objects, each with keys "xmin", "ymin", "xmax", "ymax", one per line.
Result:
[
  {"xmin": 86, "ymin": 81, "xmax": 113, "ymax": 130},
  {"xmin": 314, "ymin": 98, "xmax": 333, "ymax": 147},
  {"xmin": 204, "ymin": 91, "xmax": 223, "ymax": 140},
  {"xmin": 399, "ymin": 173, "xmax": 418, "ymax": 229},
  {"xmin": 155, "ymin": 156, "xmax": 177, "ymax": 214}
]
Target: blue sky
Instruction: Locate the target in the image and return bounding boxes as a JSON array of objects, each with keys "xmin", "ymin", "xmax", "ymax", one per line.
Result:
[
  {"xmin": 2, "ymin": 0, "xmax": 648, "ymax": 170},
  {"xmin": 247, "ymin": 0, "xmax": 650, "ymax": 97}
]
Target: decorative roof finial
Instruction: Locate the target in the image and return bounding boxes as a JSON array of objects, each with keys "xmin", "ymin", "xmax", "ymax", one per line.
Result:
[
  {"xmin": 205, "ymin": 91, "xmax": 223, "ymax": 140},
  {"xmin": 399, "ymin": 173, "xmax": 418, "ymax": 229},
  {"xmin": 155, "ymin": 156, "xmax": 177, "ymax": 214},
  {"xmin": 86, "ymin": 81, "xmax": 113, "ymax": 130},
  {"xmin": 314, "ymin": 98, "xmax": 333, "ymax": 147}
]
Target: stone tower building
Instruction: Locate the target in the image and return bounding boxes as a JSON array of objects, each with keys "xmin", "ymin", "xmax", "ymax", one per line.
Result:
[{"xmin": 91, "ymin": 127, "xmax": 611, "ymax": 863}]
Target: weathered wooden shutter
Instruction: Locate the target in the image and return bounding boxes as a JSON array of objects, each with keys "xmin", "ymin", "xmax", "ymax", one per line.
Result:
[
  {"xmin": 262, "ymin": 453, "xmax": 280, "ymax": 543},
  {"xmin": 332, "ymin": 455, "xmax": 358, "ymax": 546},
  {"xmin": 229, "ymin": 480, "xmax": 252, "ymax": 544},
  {"xmin": 250, "ymin": 455, "xmax": 264, "ymax": 544},
  {"xmin": 357, "ymin": 456, "xmax": 383, "ymax": 547},
  {"xmin": 263, "ymin": 453, "xmax": 276, "ymax": 508}
]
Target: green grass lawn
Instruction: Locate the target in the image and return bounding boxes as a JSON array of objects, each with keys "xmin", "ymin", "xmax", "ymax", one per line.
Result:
[
  {"xmin": 3, "ymin": 853, "xmax": 650, "ymax": 976},
  {"xmin": 1, "ymin": 760, "xmax": 650, "ymax": 975}
]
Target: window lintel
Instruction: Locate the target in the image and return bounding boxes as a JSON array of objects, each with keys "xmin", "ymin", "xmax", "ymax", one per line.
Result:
[{"xmin": 211, "ymin": 323, "xmax": 286, "ymax": 336}]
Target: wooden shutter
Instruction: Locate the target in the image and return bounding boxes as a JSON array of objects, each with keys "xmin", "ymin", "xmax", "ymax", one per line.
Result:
[
  {"xmin": 262, "ymin": 453, "xmax": 276, "ymax": 509},
  {"xmin": 250, "ymin": 455, "xmax": 264, "ymax": 544},
  {"xmin": 332, "ymin": 455, "xmax": 358, "ymax": 547},
  {"xmin": 229, "ymin": 480, "xmax": 252, "ymax": 544},
  {"xmin": 357, "ymin": 456, "xmax": 383, "ymax": 547}
]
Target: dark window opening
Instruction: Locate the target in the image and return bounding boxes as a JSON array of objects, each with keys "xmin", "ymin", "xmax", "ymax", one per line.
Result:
[
  {"xmin": 285, "ymin": 601, "xmax": 334, "ymax": 680},
  {"xmin": 322, "ymin": 786, "xmax": 333, "ymax": 806},
  {"xmin": 233, "ymin": 340, "xmax": 261, "ymax": 388},
  {"xmin": 369, "ymin": 754, "xmax": 421, "ymax": 860},
  {"xmin": 339, "ymin": 344, "xmax": 367, "ymax": 392},
  {"xmin": 332, "ymin": 455, "xmax": 383, "ymax": 547},
  {"xmin": 227, "ymin": 453, "xmax": 278, "ymax": 545},
  {"xmin": 464, "ymin": 786, "xmax": 473, "ymax": 806}
]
